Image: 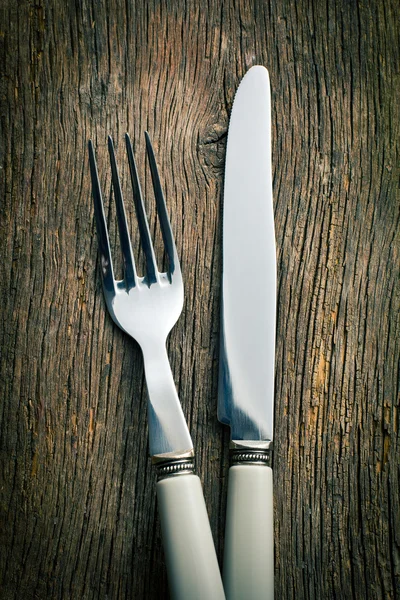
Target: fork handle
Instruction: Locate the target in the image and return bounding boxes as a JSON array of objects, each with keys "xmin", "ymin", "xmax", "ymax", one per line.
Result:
[
  {"xmin": 156, "ymin": 473, "xmax": 225, "ymax": 600},
  {"xmin": 223, "ymin": 464, "xmax": 274, "ymax": 600}
]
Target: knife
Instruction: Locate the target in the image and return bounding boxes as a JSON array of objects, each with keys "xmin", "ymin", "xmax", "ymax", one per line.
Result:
[{"xmin": 218, "ymin": 66, "xmax": 276, "ymax": 599}]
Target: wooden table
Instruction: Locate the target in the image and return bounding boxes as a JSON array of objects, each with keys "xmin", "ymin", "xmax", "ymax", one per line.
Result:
[{"xmin": 1, "ymin": 1, "xmax": 399, "ymax": 598}]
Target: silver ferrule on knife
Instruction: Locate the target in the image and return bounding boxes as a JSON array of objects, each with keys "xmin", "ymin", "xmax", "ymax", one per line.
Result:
[{"xmin": 229, "ymin": 440, "xmax": 273, "ymax": 466}]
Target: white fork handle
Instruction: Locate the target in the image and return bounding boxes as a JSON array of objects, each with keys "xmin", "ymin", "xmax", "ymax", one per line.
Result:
[
  {"xmin": 157, "ymin": 474, "xmax": 226, "ymax": 600},
  {"xmin": 223, "ymin": 464, "xmax": 274, "ymax": 600}
]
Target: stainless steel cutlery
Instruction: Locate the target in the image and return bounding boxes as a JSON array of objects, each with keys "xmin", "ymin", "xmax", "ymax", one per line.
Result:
[
  {"xmin": 218, "ymin": 65, "xmax": 275, "ymax": 600},
  {"xmin": 88, "ymin": 65, "xmax": 276, "ymax": 599},
  {"xmin": 88, "ymin": 133, "xmax": 225, "ymax": 600}
]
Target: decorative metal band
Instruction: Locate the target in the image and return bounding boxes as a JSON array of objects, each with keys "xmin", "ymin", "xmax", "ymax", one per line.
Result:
[
  {"xmin": 230, "ymin": 449, "xmax": 271, "ymax": 467},
  {"xmin": 155, "ymin": 458, "xmax": 195, "ymax": 480}
]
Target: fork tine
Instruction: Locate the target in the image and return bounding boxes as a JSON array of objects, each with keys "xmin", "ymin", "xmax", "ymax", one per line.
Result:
[
  {"xmin": 125, "ymin": 133, "xmax": 158, "ymax": 285},
  {"xmin": 108, "ymin": 136, "xmax": 137, "ymax": 289},
  {"xmin": 144, "ymin": 132, "xmax": 177, "ymax": 277},
  {"xmin": 88, "ymin": 140, "xmax": 116, "ymax": 294}
]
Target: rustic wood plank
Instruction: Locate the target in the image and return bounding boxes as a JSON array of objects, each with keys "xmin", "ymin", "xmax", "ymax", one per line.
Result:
[{"xmin": 0, "ymin": 0, "xmax": 398, "ymax": 598}]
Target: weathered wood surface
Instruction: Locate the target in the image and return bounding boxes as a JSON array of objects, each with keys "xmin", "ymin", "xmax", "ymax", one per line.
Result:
[{"xmin": 0, "ymin": 0, "xmax": 399, "ymax": 598}]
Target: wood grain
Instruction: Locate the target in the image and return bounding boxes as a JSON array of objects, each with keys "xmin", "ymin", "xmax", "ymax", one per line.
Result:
[{"xmin": 0, "ymin": 0, "xmax": 398, "ymax": 598}]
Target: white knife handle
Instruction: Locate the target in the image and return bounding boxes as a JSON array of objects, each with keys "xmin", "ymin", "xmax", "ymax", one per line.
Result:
[
  {"xmin": 156, "ymin": 473, "xmax": 226, "ymax": 600},
  {"xmin": 223, "ymin": 463, "xmax": 274, "ymax": 600}
]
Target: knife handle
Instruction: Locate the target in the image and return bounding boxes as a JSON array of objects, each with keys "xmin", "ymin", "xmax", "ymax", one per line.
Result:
[
  {"xmin": 156, "ymin": 473, "xmax": 226, "ymax": 600},
  {"xmin": 223, "ymin": 463, "xmax": 274, "ymax": 600}
]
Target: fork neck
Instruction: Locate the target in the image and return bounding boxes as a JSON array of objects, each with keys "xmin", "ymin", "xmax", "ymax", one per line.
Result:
[{"xmin": 141, "ymin": 340, "xmax": 193, "ymax": 458}]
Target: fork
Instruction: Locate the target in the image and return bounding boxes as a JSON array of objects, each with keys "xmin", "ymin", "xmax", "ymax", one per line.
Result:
[{"xmin": 88, "ymin": 133, "xmax": 225, "ymax": 600}]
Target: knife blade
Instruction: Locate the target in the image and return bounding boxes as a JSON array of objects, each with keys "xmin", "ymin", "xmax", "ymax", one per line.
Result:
[{"xmin": 218, "ymin": 65, "xmax": 276, "ymax": 600}]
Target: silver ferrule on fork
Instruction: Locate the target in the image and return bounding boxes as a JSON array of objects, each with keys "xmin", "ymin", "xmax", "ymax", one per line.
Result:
[{"xmin": 154, "ymin": 453, "xmax": 195, "ymax": 480}]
